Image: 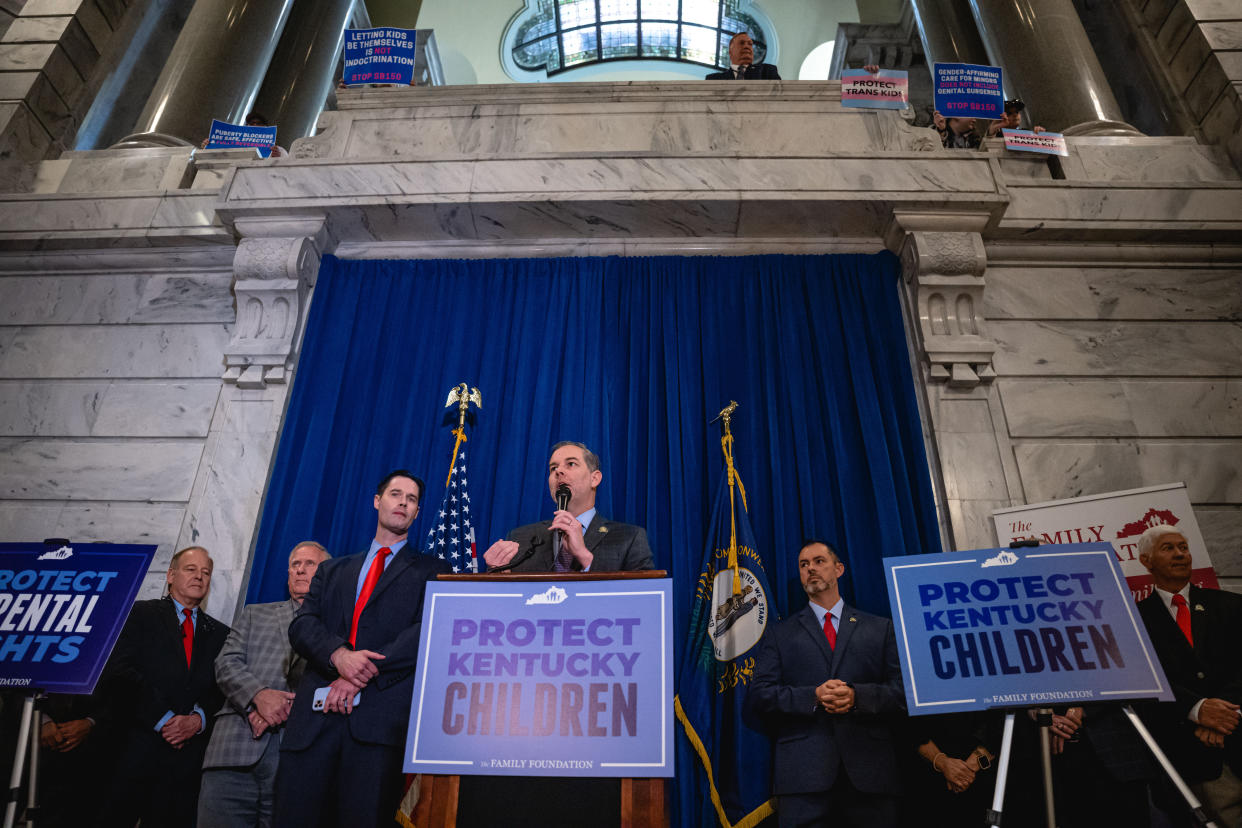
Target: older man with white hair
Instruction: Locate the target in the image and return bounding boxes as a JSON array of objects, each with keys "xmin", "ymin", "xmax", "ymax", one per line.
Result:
[{"xmin": 1136, "ymin": 523, "xmax": 1242, "ymax": 826}]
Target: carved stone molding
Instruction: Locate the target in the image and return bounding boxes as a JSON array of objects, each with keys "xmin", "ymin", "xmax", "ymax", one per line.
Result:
[
  {"xmin": 223, "ymin": 236, "xmax": 319, "ymax": 388},
  {"xmin": 899, "ymin": 230, "xmax": 996, "ymax": 388}
]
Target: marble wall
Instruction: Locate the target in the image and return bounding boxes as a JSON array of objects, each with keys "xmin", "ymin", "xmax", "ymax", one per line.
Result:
[{"xmin": 1, "ymin": 81, "xmax": 1241, "ymax": 619}]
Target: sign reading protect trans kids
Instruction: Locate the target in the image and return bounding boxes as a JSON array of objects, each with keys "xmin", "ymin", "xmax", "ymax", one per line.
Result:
[
  {"xmin": 885, "ymin": 543, "xmax": 1171, "ymax": 715},
  {"xmin": 0, "ymin": 542, "xmax": 154, "ymax": 694},
  {"xmin": 404, "ymin": 578, "xmax": 673, "ymax": 777}
]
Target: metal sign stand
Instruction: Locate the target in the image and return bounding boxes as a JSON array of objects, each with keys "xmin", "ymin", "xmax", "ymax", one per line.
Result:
[
  {"xmin": 983, "ymin": 703, "xmax": 1219, "ymax": 827},
  {"xmin": 3, "ymin": 692, "xmax": 41, "ymax": 828},
  {"xmin": 981, "ymin": 538, "xmax": 1217, "ymax": 828}
]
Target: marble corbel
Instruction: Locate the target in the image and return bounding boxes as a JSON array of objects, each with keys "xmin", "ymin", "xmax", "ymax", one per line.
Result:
[
  {"xmin": 223, "ymin": 234, "xmax": 319, "ymax": 389},
  {"xmin": 899, "ymin": 230, "xmax": 995, "ymax": 389}
]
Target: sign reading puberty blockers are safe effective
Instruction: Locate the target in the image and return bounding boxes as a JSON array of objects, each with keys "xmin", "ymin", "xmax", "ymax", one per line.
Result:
[
  {"xmin": 991, "ymin": 483, "xmax": 1218, "ymax": 603},
  {"xmin": 204, "ymin": 119, "xmax": 277, "ymax": 158},
  {"xmin": 1003, "ymin": 128, "xmax": 1069, "ymax": 156},
  {"xmin": 840, "ymin": 68, "xmax": 909, "ymax": 109},
  {"xmin": 343, "ymin": 27, "xmax": 416, "ymax": 86},
  {"xmin": 885, "ymin": 543, "xmax": 1172, "ymax": 716},
  {"xmin": 933, "ymin": 62, "xmax": 1004, "ymax": 119},
  {"xmin": 0, "ymin": 542, "xmax": 154, "ymax": 694},
  {"xmin": 405, "ymin": 578, "xmax": 674, "ymax": 777}
]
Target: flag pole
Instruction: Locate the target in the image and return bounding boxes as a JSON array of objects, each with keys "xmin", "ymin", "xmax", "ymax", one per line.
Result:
[{"xmin": 712, "ymin": 401, "xmax": 747, "ymax": 597}]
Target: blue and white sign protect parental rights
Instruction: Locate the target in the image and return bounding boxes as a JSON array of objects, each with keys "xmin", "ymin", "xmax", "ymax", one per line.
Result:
[
  {"xmin": 405, "ymin": 578, "xmax": 674, "ymax": 776},
  {"xmin": 884, "ymin": 543, "xmax": 1172, "ymax": 715}
]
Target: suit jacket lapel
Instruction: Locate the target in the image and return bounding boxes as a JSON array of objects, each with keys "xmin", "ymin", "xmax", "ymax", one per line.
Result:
[
  {"xmin": 832, "ymin": 605, "xmax": 859, "ymax": 670},
  {"xmin": 798, "ymin": 606, "xmax": 835, "ymax": 670},
  {"xmin": 584, "ymin": 515, "xmax": 607, "ymax": 554},
  {"xmin": 367, "ymin": 547, "xmax": 414, "ymax": 604},
  {"xmin": 1189, "ymin": 585, "xmax": 1209, "ymax": 656}
]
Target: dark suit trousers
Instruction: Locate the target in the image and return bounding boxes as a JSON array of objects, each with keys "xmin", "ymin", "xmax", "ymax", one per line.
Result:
[
  {"xmin": 777, "ymin": 772, "xmax": 898, "ymax": 828},
  {"xmin": 272, "ymin": 714, "xmax": 404, "ymax": 828},
  {"xmin": 99, "ymin": 731, "xmax": 207, "ymax": 828}
]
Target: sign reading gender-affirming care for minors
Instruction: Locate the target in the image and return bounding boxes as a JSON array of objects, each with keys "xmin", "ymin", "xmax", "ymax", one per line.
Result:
[
  {"xmin": 0, "ymin": 542, "xmax": 154, "ymax": 694},
  {"xmin": 343, "ymin": 27, "xmax": 417, "ymax": 86},
  {"xmin": 885, "ymin": 543, "xmax": 1172, "ymax": 716},
  {"xmin": 204, "ymin": 120, "xmax": 277, "ymax": 158},
  {"xmin": 933, "ymin": 62, "xmax": 1004, "ymax": 119},
  {"xmin": 405, "ymin": 578, "xmax": 674, "ymax": 777},
  {"xmin": 841, "ymin": 69, "xmax": 909, "ymax": 109}
]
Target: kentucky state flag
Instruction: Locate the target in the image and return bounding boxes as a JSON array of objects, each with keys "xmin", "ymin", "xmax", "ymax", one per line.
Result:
[{"xmin": 675, "ymin": 441, "xmax": 776, "ymax": 828}]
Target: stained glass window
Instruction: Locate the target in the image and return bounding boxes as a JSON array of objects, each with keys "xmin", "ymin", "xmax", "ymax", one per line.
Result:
[{"xmin": 509, "ymin": 0, "xmax": 771, "ymax": 76}]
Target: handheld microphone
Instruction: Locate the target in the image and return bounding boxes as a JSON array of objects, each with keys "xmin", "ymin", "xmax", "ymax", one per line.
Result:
[{"xmin": 553, "ymin": 484, "xmax": 572, "ymax": 561}]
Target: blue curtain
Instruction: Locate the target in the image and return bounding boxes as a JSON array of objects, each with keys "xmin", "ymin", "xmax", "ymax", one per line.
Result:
[{"xmin": 247, "ymin": 252, "xmax": 940, "ymax": 621}]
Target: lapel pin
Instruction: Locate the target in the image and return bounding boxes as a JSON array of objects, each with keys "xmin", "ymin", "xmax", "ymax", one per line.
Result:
[
  {"xmin": 849, "ymin": 616, "xmax": 856, "ymax": 623},
  {"xmin": 1195, "ymin": 604, "xmax": 1205, "ymax": 612},
  {"xmin": 598, "ymin": 526, "xmax": 609, "ymax": 533}
]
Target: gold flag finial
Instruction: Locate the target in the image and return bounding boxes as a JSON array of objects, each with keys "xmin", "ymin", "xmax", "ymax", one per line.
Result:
[{"xmin": 442, "ymin": 383, "xmax": 482, "ymax": 486}]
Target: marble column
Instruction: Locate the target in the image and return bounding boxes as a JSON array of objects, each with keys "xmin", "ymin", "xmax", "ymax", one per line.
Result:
[
  {"xmin": 909, "ymin": 0, "xmax": 989, "ymax": 68},
  {"xmin": 966, "ymin": 0, "xmax": 1137, "ymax": 135},
  {"xmin": 250, "ymin": 0, "xmax": 354, "ymax": 151},
  {"xmin": 121, "ymin": 0, "xmax": 296, "ymax": 146}
]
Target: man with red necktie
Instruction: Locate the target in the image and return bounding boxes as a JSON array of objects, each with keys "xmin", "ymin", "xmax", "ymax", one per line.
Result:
[
  {"xmin": 1137, "ymin": 523, "xmax": 1242, "ymax": 826},
  {"xmin": 747, "ymin": 540, "xmax": 905, "ymax": 828},
  {"xmin": 273, "ymin": 470, "xmax": 451, "ymax": 828},
  {"xmin": 98, "ymin": 545, "xmax": 229, "ymax": 827}
]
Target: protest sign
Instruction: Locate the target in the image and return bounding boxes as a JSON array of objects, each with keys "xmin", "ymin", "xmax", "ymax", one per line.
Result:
[
  {"xmin": 933, "ymin": 62, "xmax": 1004, "ymax": 120},
  {"xmin": 992, "ymin": 483, "xmax": 1217, "ymax": 602},
  {"xmin": 204, "ymin": 119, "xmax": 277, "ymax": 158},
  {"xmin": 841, "ymin": 69, "xmax": 909, "ymax": 109},
  {"xmin": 0, "ymin": 542, "xmax": 154, "ymax": 694},
  {"xmin": 343, "ymin": 27, "xmax": 417, "ymax": 86},
  {"xmin": 885, "ymin": 543, "xmax": 1172, "ymax": 716},
  {"xmin": 405, "ymin": 578, "xmax": 673, "ymax": 776},
  {"xmin": 1002, "ymin": 128, "xmax": 1069, "ymax": 156}
]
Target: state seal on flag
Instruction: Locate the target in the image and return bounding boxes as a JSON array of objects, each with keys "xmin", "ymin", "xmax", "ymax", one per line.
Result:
[{"xmin": 708, "ymin": 566, "xmax": 768, "ymax": 661}]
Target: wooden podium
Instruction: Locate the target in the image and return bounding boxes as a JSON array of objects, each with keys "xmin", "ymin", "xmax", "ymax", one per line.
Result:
[{"xmin": 411, "ymin": 571, "xmax": 669, "ymax": 828}]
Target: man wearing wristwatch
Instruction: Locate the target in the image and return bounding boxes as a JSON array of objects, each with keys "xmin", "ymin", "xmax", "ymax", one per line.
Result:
[{"xmin": 747, "ymin": 540, "xmax": 906, "ymax": 827}]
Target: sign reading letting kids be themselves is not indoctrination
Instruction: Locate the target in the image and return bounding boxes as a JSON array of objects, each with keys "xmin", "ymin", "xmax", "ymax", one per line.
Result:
[
  {"xmin": 343, "ymin": 27, "xmax": 417, "ymax": 86},
  {"xmin": 885, "ymin": 543, "xmax": 1172, "ymax": 716}
]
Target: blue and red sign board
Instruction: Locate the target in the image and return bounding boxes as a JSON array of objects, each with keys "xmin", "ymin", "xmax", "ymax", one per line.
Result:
[
  {"xmin": 343, "ymin": 27, "xmax": 417, "ymax": 86},
  {"xmin": 885, "ymin": 543, "xmax": 1172, "ymax": 715},
  {"xmin": 0, "ymin": 542, "xmax": 154, "ymax": 694},
  {"xmin": 204, "ymin": 120, "xmax": 278, "ymax": 158},
  {"xmin": 405, "ymin": 578, "xmax": 674, "ymax": 777},
  {"xmin": 933, "ymin": 62, "xmax": 1004, "ymax": 120}
]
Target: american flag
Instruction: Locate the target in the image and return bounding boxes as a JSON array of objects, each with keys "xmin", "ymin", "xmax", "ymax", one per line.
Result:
[{"xmin": 422, "ymin": 447, "xmax": 478, "ymax": 572}]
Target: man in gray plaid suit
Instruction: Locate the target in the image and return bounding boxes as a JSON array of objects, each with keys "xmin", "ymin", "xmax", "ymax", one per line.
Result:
[{"xmin": 197, "ymin": 541, "xmax": 330, "ymax": 828}]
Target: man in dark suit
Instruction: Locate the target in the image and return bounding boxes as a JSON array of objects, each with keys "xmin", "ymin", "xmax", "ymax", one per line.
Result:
[
  {"xmin": 747, "ymin": 540, "xmax": 904, "ymax": 828},
  {"xmin": 98, "ymin": 545, "xmax": 229, "ymax": 828},
  {"xmin": 482, "ymin": 441, "xmax": 653, "ymax": 573},
  {"xmin": 705, "ymin": 32, "xmax": 781, "ymax": 80},
  {"xmin": 272, "ymin": 470, "xmax": 451, "ymax": 828},
  {"xmin": 1136, "ymin": 523, "xmax": 1242, "ymax": 826},
  {"xmin": 37, "ymin": 691, "xmax": 110, "ymax": 828},
  {"xmin": 198, "ymin": 540, "xmax": 330, "ymax": 828}
]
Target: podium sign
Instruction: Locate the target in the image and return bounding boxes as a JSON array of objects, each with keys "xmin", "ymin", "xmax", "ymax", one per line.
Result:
[
  {"xmin": 0, "ymin": 542, "xmax": 155, "ymax": 693},
  {"xmin": 884, "ymin": 543, "xmax": 1172, "ymax": 715},
  {"xmin": 405, "ymin": 578, "xmax": 674, "ymax": 777}
]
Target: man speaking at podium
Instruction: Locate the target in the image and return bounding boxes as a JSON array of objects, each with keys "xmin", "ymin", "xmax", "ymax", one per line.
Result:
[
  {"xmin": 482, "ymin": 441, "xmax": 654, "ymax": 574},
  {"xmin": 465, "ymin": 442, "xmax": 653, "ymax": 828}
]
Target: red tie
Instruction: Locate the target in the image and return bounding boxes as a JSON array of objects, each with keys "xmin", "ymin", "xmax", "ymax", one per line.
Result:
[
  {"xmin": 823, "ymin": 613, "xmax": 836, "ymax": 649},
  {"xmin": 181, "ymin": 608, "xmax": 194, "ymax": 667},
  {"xmin": 349, "ymin": 547, "xmax": 391, "ymax": 647},
  {"xmin": 1172, "ymin": 593, "xmax": 1193, "ymax": 646}
]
